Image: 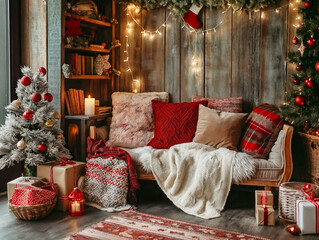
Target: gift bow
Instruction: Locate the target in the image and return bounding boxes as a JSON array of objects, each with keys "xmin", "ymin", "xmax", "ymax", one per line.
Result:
[
  {"xmin": 302, "ymin": 183, "xmax": 316, "ymax": 200},
  {"xmin": 56, "ymin": 157, "xmax": 75, "ymax": 166}
]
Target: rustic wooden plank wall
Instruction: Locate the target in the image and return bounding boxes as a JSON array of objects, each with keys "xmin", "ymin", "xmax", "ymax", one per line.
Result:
[{"xmin": 118, "ymin": 0, "xmax": 293, "ymax": 113}]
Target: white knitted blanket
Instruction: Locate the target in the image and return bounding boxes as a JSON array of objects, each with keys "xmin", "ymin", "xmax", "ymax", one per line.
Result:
[{"xmin": 124, "ymin": 142, "xmax": 257, "ymax": 219}]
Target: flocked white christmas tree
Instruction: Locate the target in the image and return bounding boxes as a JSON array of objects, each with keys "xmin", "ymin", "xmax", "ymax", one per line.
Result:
[{"xmin": 0, "ymin": 66, "xmax": 71, "ymax": 174}]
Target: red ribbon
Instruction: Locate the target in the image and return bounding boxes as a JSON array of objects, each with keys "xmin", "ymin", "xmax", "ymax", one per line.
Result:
[
  {"xmin": 261, "ymin": 190, "xmax": 267, "ymax": 205},
  {"xmin": 300, "ymin": 184, "xmax": 319, "ymax": 233},
  {"xmin": 263, "ymin": 206, "xmax": 268, "ymax": 226}
]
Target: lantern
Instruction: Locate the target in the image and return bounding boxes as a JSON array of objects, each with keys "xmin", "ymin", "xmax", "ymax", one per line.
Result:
[{"xmin": 68, "ymin": 187, "xmax": 84, "ymax": 216}]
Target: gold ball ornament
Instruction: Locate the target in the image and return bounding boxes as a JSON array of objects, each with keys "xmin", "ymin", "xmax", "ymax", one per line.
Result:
[
  {"xmin": 12, "ymin": 100, "xmax": 21, "ymax": 107},
  {"xmin": 17, "ymin": 139, "xmax": 27, "ymax": 150},
  {"xmin": 55, "ymin": 112, "xmax": 61, "ymax": 119},
  {"xmin": 45, "ymin": 119, "xmax": 55, "ymax": 128},
  {"xmin": 57, "ymin": 133, "xmax": 64, "ymax": 139}
]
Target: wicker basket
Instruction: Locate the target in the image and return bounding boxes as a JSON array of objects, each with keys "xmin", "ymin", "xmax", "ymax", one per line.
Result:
[
  {"xmin": 299, "ymin": 132, "xmax": 319, "ymax": 184},
  {"xmin": 9, "ymin": 197, "xmax": 57, "ymax": 220},
  {"xmin": 278, "ymin": 182, "xmax": 318, "ymax": 222}
]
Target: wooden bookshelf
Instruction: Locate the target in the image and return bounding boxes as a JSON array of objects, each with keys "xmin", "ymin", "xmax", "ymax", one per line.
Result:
[
  {"xmin": 65, "ymin": 13, "xmax": 111, "ymax": 28},
  {"xmin": 67, "ymin": 75, "xmax": 110, "ymax": 80},
  {"xmin": 65, "ymin": 46, "xmax": 110, "ymax": 55}
]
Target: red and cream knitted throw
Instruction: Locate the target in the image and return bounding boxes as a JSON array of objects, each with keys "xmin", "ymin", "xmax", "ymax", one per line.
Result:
[{"xmin": 87, "ymin": 137, "xmax": 139, "ymax": 204}]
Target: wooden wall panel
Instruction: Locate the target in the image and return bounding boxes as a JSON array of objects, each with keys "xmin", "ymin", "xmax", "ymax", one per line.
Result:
[
  {"xmin": 205, "ymin": 8, "xmax": 232, "ymax": 99},
  {"xmin": 231, "ymin": 11, "xmax": 261, "ymax": 112},
  {"xmin": 260, "ymin": 2, "xmax": 289, "ymax": 106},
  {"xmin": 165, "ymin": 10, "xmax": 181, "ymax": 103},
  {"xmin": 116, "ymin": 0, "xmax": 292, "ymax": 110},
  {"xmin": 141, "ymin": 8, "xmax": 165, "ymax": 92},
  {"xmin": 180, "ymin": 13, "xmax": 205, "ymax": 102}
]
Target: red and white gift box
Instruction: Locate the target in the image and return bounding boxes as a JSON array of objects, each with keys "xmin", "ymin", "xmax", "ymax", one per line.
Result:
[
  {"xmin": 296, "ymin": 199, "xmax": 319, "ymax": 234},
  {"xmin": 11, "ymin": 186, "xmax": 56, "ymax": 206}
]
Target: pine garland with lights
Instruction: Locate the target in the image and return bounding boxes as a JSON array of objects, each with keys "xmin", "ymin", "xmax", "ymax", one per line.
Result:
[
  {"xmin": 280, "ymin": 0, "xmax": 319, "ymax": 135},
  {"xmin": 116, "ymin": 0, "xmax": 275, "ymax": 15}
]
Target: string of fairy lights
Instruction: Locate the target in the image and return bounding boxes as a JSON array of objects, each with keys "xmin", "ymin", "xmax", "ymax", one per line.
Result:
[{"xmin": 123, "ymin": 0, "xmax": 303, "ymax": 92}]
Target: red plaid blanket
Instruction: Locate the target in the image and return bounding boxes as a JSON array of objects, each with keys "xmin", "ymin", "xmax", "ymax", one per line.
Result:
[{"xmin": 87, "ymin": 137, "xmax": 139, "ymax": 203}]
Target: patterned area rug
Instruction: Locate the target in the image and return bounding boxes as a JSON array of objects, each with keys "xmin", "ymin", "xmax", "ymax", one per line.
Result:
[{"xmin": 62, "ymin": 210, "xmax": 271, "ymax": 240}]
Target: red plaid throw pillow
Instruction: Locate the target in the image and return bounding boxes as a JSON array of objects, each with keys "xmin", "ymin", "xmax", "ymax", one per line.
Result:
[
  {"xmin": 192, "ymin": 95, "xmax": 243, "ymax": 113},
  {"xmin": 147, "ymin": 100, "xmax": 208, "ymax": 149},
  {"xmin": 240, "ymin": 104, "xmax": 284, "ymax": 159}
]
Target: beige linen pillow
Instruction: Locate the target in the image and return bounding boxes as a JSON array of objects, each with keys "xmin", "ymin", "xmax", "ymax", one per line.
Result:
[{"xmin": 193, "ymin": 105, "xmax": 248, "ymax": 151}]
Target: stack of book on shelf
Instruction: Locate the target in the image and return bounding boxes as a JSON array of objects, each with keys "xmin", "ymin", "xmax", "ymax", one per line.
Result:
[
  {"xmin": 95, "ymin": 106, "xmax": 112, "ymax": 114},
  {"xmin": 65, "ymin": 89, "xmax": 85, "ymax": 115},
  {"xmin": 66, "ymin": 53, "xmax": 94, "ymax": 75}
]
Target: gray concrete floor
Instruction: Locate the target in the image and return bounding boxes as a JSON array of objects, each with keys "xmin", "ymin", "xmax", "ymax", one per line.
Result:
[{"xmin": 0, "ymin": 181, "xmax": 317, "ymax": 240}]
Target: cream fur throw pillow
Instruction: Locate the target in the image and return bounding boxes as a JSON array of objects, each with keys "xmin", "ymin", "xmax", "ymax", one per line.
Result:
[
  {"xmin": 107, "ymin": 92, "xmax": 169, "ymax": 148},
  {"xmin": 193, "ymin": 105, "xmax": 248, "ymax": 151}
]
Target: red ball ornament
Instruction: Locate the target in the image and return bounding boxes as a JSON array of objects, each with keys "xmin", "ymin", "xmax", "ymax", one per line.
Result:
[
  {"xmin": 294, "ymin": 79, "xmax": 299, "ymax": 85},
  {"xmin": 43, "ymin": 93, "xmax": 53, "ymax": 102},
  {"xmin": 315, "ymin": 61, "xmax": 319, "ymax": 71},
  {"xmin": 307, "ymin": 36, "xmax": 315, "ymax": 47},
  {"xmin": 293, "ymin": 37, "xmax": 298, "ymax": 45},
  {"xmin": 108, "ymin": 69, "xmax": 112, "ymax": 75},
  {"xmin": 304, "ymin": 0, "xmax": 311, "ymax": 8},
  {"xmin": 316, "ymin": 130, "xmax": 319, "ymax": 137},
  {"xmin": 32, "ymin": 93, "xmax": 42, "ymax": 102},
  {"xmin": 38, "ymin": 144, "xmax": 47, "ymax": 152},
  {"xmin": 21, "ymin": 76, "xmax": 31, "ymax": 86},
  {"xmin": 23, "ymin": 110, "xmax": 33, "ymax": 120},
  {"xmin": 295, "ymin": 95, "xmax": 307, "ymax": 106},
  {"xmin": 101, "ymin": 42, "xmax": 106, "ymax": 48},
  {"xmin": 296, "ymin": 64, "xmax": 302, "ymax": 71},
  {"xmin": 305, "ymin": 77, "xmax": 314, "ymax": 88},
  {"xmin": 286, "ymin": 224, "xmax": 301, "ymax": 235},
  {"xmin": 38, "ymin": 67, "xmax": 47, "ymax": 76}
]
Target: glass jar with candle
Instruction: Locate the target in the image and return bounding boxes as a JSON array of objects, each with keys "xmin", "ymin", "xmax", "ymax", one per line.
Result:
[{"xmin": 68, "ymin": 187, "xmax": 85, "ymax": 216}]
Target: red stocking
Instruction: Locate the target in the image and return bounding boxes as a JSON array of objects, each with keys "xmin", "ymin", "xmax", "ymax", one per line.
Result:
[{"xmin": 183, "ymin": 4, "xmax": 203, "ymax": 29}]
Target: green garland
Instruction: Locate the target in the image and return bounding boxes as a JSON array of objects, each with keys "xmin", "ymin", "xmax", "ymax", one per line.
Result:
[{"xmin": 115, "ymin": 0, "xmax": 275, "ymax": 15}]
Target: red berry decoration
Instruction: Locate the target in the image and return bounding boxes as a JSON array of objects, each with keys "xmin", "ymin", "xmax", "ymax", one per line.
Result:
[
  {"xmin": 294, "ymin": 79, "xmax": 299, "ymax": 85},
  {"xmin": 307, "ymin": 36, "xmax": 315, "ymax": 47},
  {"xmin": 305, "ymin": 77, "xmax": 314, "ymax": 88},
  {"xmin": 21, "ymin": 76, "xmax": 31, "ymax": 86},
  {"xmin": 296, "ymin": 63, "xmax": 302, "ymax": 71},
  {"xmin": 38, "ymin": 144, "xmax": 47, "ymax": 152},
  {"xmin": 43, "ymin": 93, "xmax": 53, "ymax": 102},
  {"xmin": 304, "ymin": 0, "xmax": 311, "ymax": 8},
  {"xmin": 38, "ymin": 67, "xmax": 47, "ymax": 76},
  {"xmin": 293, "ymin": 37, "xmax": 298, "ymax": 45},
  {"xmin": 315, "ymin": 61, "xmax": 319, "ymax": 71},
  {"xmin": 32, "ymin": 93, "xmax": 42, "ymax": 102},
  {"xmin": 108, "ymin": 69, "xmax": 112, "ymax": 75},
  {"xmin": 295, "ymin": 95, "xmax": 307, "ymax": 106},
  {"xmin": 23, "ymin": 110, "xmax": 33, "ymax": 120}
]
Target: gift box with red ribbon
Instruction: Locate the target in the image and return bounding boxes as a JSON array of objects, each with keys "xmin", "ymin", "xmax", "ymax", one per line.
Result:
[
  {"xmin": 255, "ymin": 190, "xmax": 274, "ymax": 206},
  {"xmin": 296, "ymin": 183, "xmax": 319, "ymax": 234},
  {"xmin": 7, "ymin": 177, "xmax": 46, "ymax": 202},
  {"xmin": 11, "ymin": 186, "xmax": 56, "ymax": 206},
  {"xmin": 255, "ymin": 205, "xmax": 275, "ymax": 226},
  {"xmin": 37, "ymin": 159, "xmax": 85, "ymax": 211}
]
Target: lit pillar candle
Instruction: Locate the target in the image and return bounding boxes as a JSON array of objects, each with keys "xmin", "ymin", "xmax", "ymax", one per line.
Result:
[
  {"xmin": 85, "ymin": 96, "xmax": 95, "ymax": 115},
  {"xmin": 72, "ymin": 201, "xmax": 81, "ymax": 212},
  {"xmin": 132, "ymin": 79, "xmax": 140, "ymax": 93}
]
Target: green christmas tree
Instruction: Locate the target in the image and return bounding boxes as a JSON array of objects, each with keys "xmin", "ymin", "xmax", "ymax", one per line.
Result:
[
  {"xmin": 0, "ymin": 67, "xmax": 72, "ymax": 175},
  {"xmin": 281, "ymin": 0, "xmax": 319, "ymax": 135}
]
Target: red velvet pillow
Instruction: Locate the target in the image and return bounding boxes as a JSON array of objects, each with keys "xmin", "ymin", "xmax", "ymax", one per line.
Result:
[
  {"xmin": 147, "ymin": 100, "xmax": 208, "ymax": 149},
  {"xmin": 240, "ymin": 103, "xmax": 284, "ymax": 159}
]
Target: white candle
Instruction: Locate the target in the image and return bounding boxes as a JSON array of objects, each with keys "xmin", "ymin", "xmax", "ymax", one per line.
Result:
[
  {"xmin": 132, "ymin": 79, "xmax": 140, "ymax": 93},
  {"xmin": 72, "ymin": 201, "xmax": 81, "ymax": 212},
  {"xmin": 85, "ymin": 96, "xmax": 95, "ymax": 115}
]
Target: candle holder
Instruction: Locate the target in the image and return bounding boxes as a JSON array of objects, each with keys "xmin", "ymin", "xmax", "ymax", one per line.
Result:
[{"xmin": 68, "ymin": 187, "xmax": 85, "ymax": 216}]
